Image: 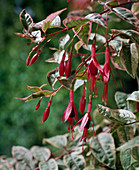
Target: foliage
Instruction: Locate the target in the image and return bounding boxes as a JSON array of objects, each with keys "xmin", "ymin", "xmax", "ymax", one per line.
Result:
[{"xmin": 1, "ymin": 0, "xmax": 139, "ymax": 169}]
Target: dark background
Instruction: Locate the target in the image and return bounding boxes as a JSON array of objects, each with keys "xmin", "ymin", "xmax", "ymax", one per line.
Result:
[{"xmin": 0, "ymin": 0, "xmax": 137, "ymax": 156}]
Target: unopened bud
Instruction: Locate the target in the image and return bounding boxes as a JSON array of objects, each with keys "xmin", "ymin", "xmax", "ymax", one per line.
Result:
[
  {"xmin": 29, "ymin": 50, "xmax": 41, "ymax": 65},
  {"xmin": 32, "ymin": 45, "xmax": 39, "ymax": 51},
  {"xmin": 35, "ymin": 98, "xmax": 41, "ymax": 111},
  {"xmin": 42, "ymin": 100, "xmax": 52, "ymax": 123},
  {"xmin": 26, "ymin": 56, "xmax": 30, "ymax": 67}
]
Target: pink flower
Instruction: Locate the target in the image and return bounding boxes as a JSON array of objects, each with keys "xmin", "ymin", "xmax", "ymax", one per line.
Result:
[
  {"xmin": 42, "ymin": 99, "xmax": 52, "ymax": 123},
  {"xmin": 88, "ymin": 43, "xmax": 103, "ymax": 97},
  {"xmin": 59, "ymin": 52, "xmax": 66, "ymax": 76},
  {"xmin": 101, "ymin": 47, "xmax": 111, "ymax": 105},
  {"xmin": 80, "ymin": 85, "xmax": 86, "ymax": 114},
  {"xmin": 62, "ymin": 89, "xmax": 78, "ymax": 133}
]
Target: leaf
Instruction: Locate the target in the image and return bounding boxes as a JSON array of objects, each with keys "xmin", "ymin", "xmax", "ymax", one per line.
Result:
[
  {"xmin": 93, "ymin": 108, "xmax": 104, "ymax": 125},
  {"xmin": 39, "ymin": 159, "xmax": 58, "ymax": 170},
  {"xmin": 111, "ymin": 29, "xmax": 139, "ymax": 44},
  {"xmin": 85, "ymin": 13, "xmax": 106, "ymax": 27},
  {"xmin": 19, "ymin": 9, "xmax": 33, "ymax": 31},
  {"xmin": 76, "ymin": 71, "xmax": 88, "ymax": 80},
  {"xmin": 15, "ymin": 90, "xmax": 52, "ymax": 102},
  {"xmin": 42, "ymin": 8, "xmax": 66, "ymax": 32},
  {"xmin": 117, "ymin": 126, "xmax": 134, "ymax": 144},
  {"xmin": 89, "ymin": 133, "xmax": 116, "ymax": 169},
  {"xmin": 50, "ymin": 16, "xmax": 61, "ymax": 27},
  {"xmin": 0, "ymin": 159, "xmax": 14, "ymax": 170},
  {"xmin": 12, "ymin": 146, "xmax": 32, "ymax": 164},
  {"xmin": 112, "ymin": 7, "xmax": 139, "ymax": 28},
  {"xmin": 120, "ymin": 149, "xmax": 135, "ymax": 170},
  {"xmin": 120, "ymin": 43, "xmax": 138, "ymax": 79},
  {"xmin": 117, "ymin": 136, "xmax": 139, "ymax": 151},
  {"xmin": 74, "ymin": 79, "xmax": 85, "ymax": 92},
  {"xmin": 129, "ymin": 161, "xmax": 139, "ymax": 170},
  {"xmin": 63, "ymin": 153, "xmax": 86, "ymax": 169},
  {"xmin": 90, "ymin": 33, "xmax": 106, "ymax": 44},
  {"xmin": 115, "ymin": 91, "xmax": 128, "ymax": 110},
  {"xmin": 73, "ymin": 22, "xmax": 91, "ymax": 45},
  {"xmin": 15, "ymin": 161, "xmax": 31, "ymax": 170},
  {"xmin": 26, "ymin": 84, "xmax": 42, "ymax": 92},
  {"xmin": 47, "ymin": 68, "xmax": 59, "ymax": 89},
  {"xmin": 33, "ymin": 147, "xmax": 51, "ymax": 161},
  {"xmin": 131, "ymin": 2, "xmax": 139, "ymax": 18},
  {"xmin": 97, "ymin": 104, "xmax": 136, "ymax": 124},
  {"xmin": 43, "ymin": 135, "xmax": 67, "ymax": 148},
  {"xmin": 57, "ymin": 72, "xmax": 75, "ymax": 89},
  {"xmin": 127, "ymin": 91, "xmax": 139, "ymax": 112},
  {"xmin": 131, "ymin": 146, "xmax": 139, "ymax": 161},
  {"xmin": 74, "ymin": 41, "xmax": 84, "ymax": 52},
  {"xmin": 59, "ymin": 34, "xmax": 70, "ymax": 49}
]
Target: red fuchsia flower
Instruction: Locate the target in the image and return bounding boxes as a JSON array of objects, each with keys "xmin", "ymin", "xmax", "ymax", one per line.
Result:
[
  {"xmin": 65, "ymin": 51, "xmax": 72, "ymax": 78},
  {"xmin": 62, "ymin": 89, "xmax": 78, "ymax": 133},
  {"xmin": 59, "ymin": 52, "xmax": 66, "ymax": 76},
  {"xmin": 42, "ymin": 99, "xmax": 52, "ymax": 123},
  {"xmin": 101, "ymin": 47, "xmax": 111, "ymax": 105},
  {"xmin": 26, "ymin": 55, "xmax": 30, "ymax": 67},
  {"xmin": 29, "ymin": 49, "xmax": 41, "ymax": 65},
  {"xmin": 88, "ymin": 42, "xmax": 103, "ymax": 97},
  {"xmin": 73, "ymin": 99, "xmax": 92, "ymax": 143},
  {"xmin": 80, "ymin": 85, "xmax": 86, "ymax": 114},
  {"xmin": 32, "ymin": 45, "xmax": 39, "ymax": 51},
  {"xmin": 35, "ymin": 98, "xmax": 42, "ymax": 111}
]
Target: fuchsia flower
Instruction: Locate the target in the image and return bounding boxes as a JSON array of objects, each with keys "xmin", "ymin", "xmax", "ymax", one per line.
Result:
[
  {"xmin": 32, "ymin": 45, "xmax": 39, "ymax": 52},
  {"xmin": 42, "ymin": 99, "xmax": 52, "ymax": 123},
  {"xmin": 73, "ymin": 99, "xmax": 92, "ymax": 143},
  {"xmin": 35, "ymin": 98, "xmax": 42, "ymax": 111},
  {"xmin": 80, "ymin": 85, "xmax": 86, "ymax": 114},
  {"xmin": 26, "ymin": 55, "xmax": 30, "ymax": 67},
  {"xmin": 65, "ymin": 51, "xmax": 72, "ymax": 78},
  {"xmin": 101, "ymin": 47, "xmax": 111, "ymax": 105},
  {"xmin": 88, "ymin": 43, "xmax": 103, "ymax": 97},
  {"xmin": 29, "ymin": 49, "xmax": 41, "ymax": 65},
  {"xmin": 59, "ymin": 52, "xmax": 66, "ymax": 76},
  {"xmin": 62, "ymin": 89, "xmax": 78, "ymax": 133}
]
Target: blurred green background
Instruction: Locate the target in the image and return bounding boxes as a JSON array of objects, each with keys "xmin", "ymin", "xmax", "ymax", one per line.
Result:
[{"xmin": 0, "ymin": 0, "xmax": 137, "ymax": 156}]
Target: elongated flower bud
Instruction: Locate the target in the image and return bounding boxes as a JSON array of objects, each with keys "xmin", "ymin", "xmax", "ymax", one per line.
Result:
[
  {"xmin": 26, "ymin": 55, "xmax": 30, "ymax": 67},
  {"xmin": 42, "ymin": 100, "xmax": 52, "ymax": 123},
  {"xmin": 87, "ymin": 100, "xmax": 92, "ymax": 113},
  {"xmin": 105, "ymin": 47, "xmax": 110, "ymax": 63},
  {"xmin": 65, "ymin": 59, "xmax": 71, "ymax": 78},
  {"xmin": 80, "ymin": 85, "xmax": 86, "ymax": 114},
  {"xmin": 59, "ymin": 53, "xmax": 66, "ymax": 76},
  {"xmin": 32, "ymin": 45, "xmax": 39, "ymax": 51},
  {"xmin": 30, "ymin": 50, "xmax": 41, "ymax": 65},
  {"xmin": 35, "ymin": 98, "xmax": 42, "ymax": 111}
]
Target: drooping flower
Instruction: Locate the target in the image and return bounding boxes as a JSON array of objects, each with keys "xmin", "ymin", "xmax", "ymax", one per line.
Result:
[
  {"xmin": 59, "ymin": 52, "xmax": 66, "ymax": 76},
  {"xmin": 101, "ymin": 47, "xmax": 111, "ymax": 105},
  {"xmin": 88, "ymin": 43, "xmax": 103, "ymax": 97},
  {"xmin": 32, "ymin": 45, "xmax": 39, "ymax": 51},
  {"xmin": 29, "ymin": 49, "xmax": 41, "ymax": 65},
  {"xmin": 62, "ymin": 89, "xmax": 78, "ymax": 133},
  {"xmin": 26, "ymin": 55, "xmax": 30, "ymax": 67},
  {"xmin": 35, "ymin": 98, "xmax": 42, "ymax": 111},
  {"xmin": 80, "ymin": 85, "xmax": 86, "ymax": 114},
  {"xmin": 42, "ymin": 99, "xmax": 52, "ymax": 123},
  {"xmin": 65, "ymin": 51, "xmax": 72, "ymax": 78},
  {"xmin": 73, "ymin": 99, "xmax": 92, "ymax": 143}
]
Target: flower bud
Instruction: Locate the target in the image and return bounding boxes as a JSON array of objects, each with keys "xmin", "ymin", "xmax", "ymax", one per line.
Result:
[
  {"xmin": 29, "ymin": 50, "xmax": 41, "ymax": 65},
  {"xmin": 65, "ymin": 59, "xmax": 71, "ymax": 78},
  {"xmin": 87, "ymin": 100, "xmax": 92, "ymax": 113},
  {"xmin": 105, "ymin": 47, "xmax": 110, "ymax": 63},
  {"xmin": 26, "ymin": 56, "xmax": 30, "ymax": 67},
  {"xmin": 59, "ymin": 53, "xmax": 66, "ymax": 76},
  {"xmin": 80, "ymin": 96, "xmax": 86, "ymax": 114},
  {"xmin": 42, "ymin": 100, "xmax": 52, "ymax": 123},
  {"xmin": 32, "ymin": 45, "xmax": 39, "ymax": 51},
  {"xmin": 35, "ymin": 98, "xmax": 41, "ymax": 111}
]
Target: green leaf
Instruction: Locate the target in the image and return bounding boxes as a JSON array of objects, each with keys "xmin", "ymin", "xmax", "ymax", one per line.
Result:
[
  {"xmin": 73, "ymin": 22, "xmax": 91, "ymax": 45},
  {"xmin": 93, "ymin": 108, "xmax": 104, "ymax": 125},
  {"xmin": 97, "ymin": 104, "xmax": 136, "ymax": 124},
  {"xmin": 76, "ymin": 71, "xmax": 88, "ymax": 80},
  {"xmin": 85, "ymin": 13, "xmax": 106, "ymax": 27},
  {"xmin": 33, "ymin": 147, "xmax": 51, "ymax": 161},
  {"xmin": 74, "ymin": 41, "xmax": 83, "ymax": 52},
  {"xmin": 39, "ymin": 159, "xmax": 58, "ymax": 170},
  {"xmin": 89, "ymin": 133, "xmax": 116, "ymax": 169},
  {"xmin": 131, "ymin": 2, "xmax": 139, "ymax": 17},
  {"xmin": 63, "ymin": 153, "xmax": 86, "ymax": 169},
  {"xmin": 111, "ymin": 29, "xmax": 139, "ymax": 44},
  {"xmin": 129, "ymin": 161, "xmax": 139, "ymax": 170},
  {"xmin": 0, "ymin": 159, "xmax": 14, "ymax": 170},
  {"xmin": 112, "ymin": 7, "xmax": 139, "ymax": 28},
  {"xmin": 117, "ymin": 126, "xmax": 134, "ymax": 144},
  {"xmin": 47, "ymin": 68, "xmax": 59, "ymax": 89},
  {"xmin": 43, "ymin": 134, "xmax": 67, "ymax": 148},
  {"xmin": 115, "ymin": 91, "xmax": 128, "ymax": 110},
  {"xmin": 127, "ymin": 91, "xmax": 139, "ymax": 103},
  {"xmin": 19, "ymin": 9, "xmax": 33, "ymax": 31},
  {"xmin": 131, "ymin": 146, "xmax": 139, "ymax": 161},
  {"xmin": 26, "ymin": 84, "xmax": 42, "ymax": 92},
  {"xmin": 74, "ymin": 79, "xmax": 85, "ymax": 92},
  {"xmin": 15, "ymin": 90, "xmax": 52, "ymax": 102},
  {"xmin": 59, "ymin": 34, "xmax": 70, "ymax": 49},
  {"xmin": 90, "ymin": 33, "xmax": 106, "ymax": 44},
  {"xmin": 12, "ymin": 146, "xmax": 32, "ymax": 164},
  {"xmin": 117, "ymin": 136, "xmax": 139, "ymax": 151},
  {"xmin": 120, "ymin": 43, "xmax": 138, "ymax": 79},
  {"xmin": 57, "ymin": 72, "xmax": 75, "ymax": 89},
  {"xmin": 15, "ymin": 162, "xmax": 31, "ymax": 170}
]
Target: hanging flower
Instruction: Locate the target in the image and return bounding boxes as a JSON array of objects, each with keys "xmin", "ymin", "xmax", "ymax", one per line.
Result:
[
  {"xmin": 29, "ymin": 49, "xmax": 41, "ymax": 65},
  {"xmin": 62, "ymin": 89, "xmax": 78, "ymax": 133},
  {"xmin": 101, "ymin": 47, "xmax": 111, "ymax": 105},
  {"xmin": 42, "ymin": 99, "xmax": 52, "ymax": 123},
  {"xmin": 35, "ymin": 98, "xmax": 42, "ymax": 111},
  {"xmin": 65, "ymin": 51, "xmax": 72, "ymax": 78},
  {"xmin": 80, "ymin": 85, "xmax": 86, "ymax": 114},
  {"xmin": 88, "ymin": 43, "xmax": 103, "ymax": 97},
  {"xmin": 59, "ymin": 52, "xmax": 66, "ymax": 76}
]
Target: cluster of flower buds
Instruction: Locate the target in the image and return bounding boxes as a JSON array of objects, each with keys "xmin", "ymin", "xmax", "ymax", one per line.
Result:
[{"xmin": 59, "ymin": 51, "xmax": 72, "ymax": 78}]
